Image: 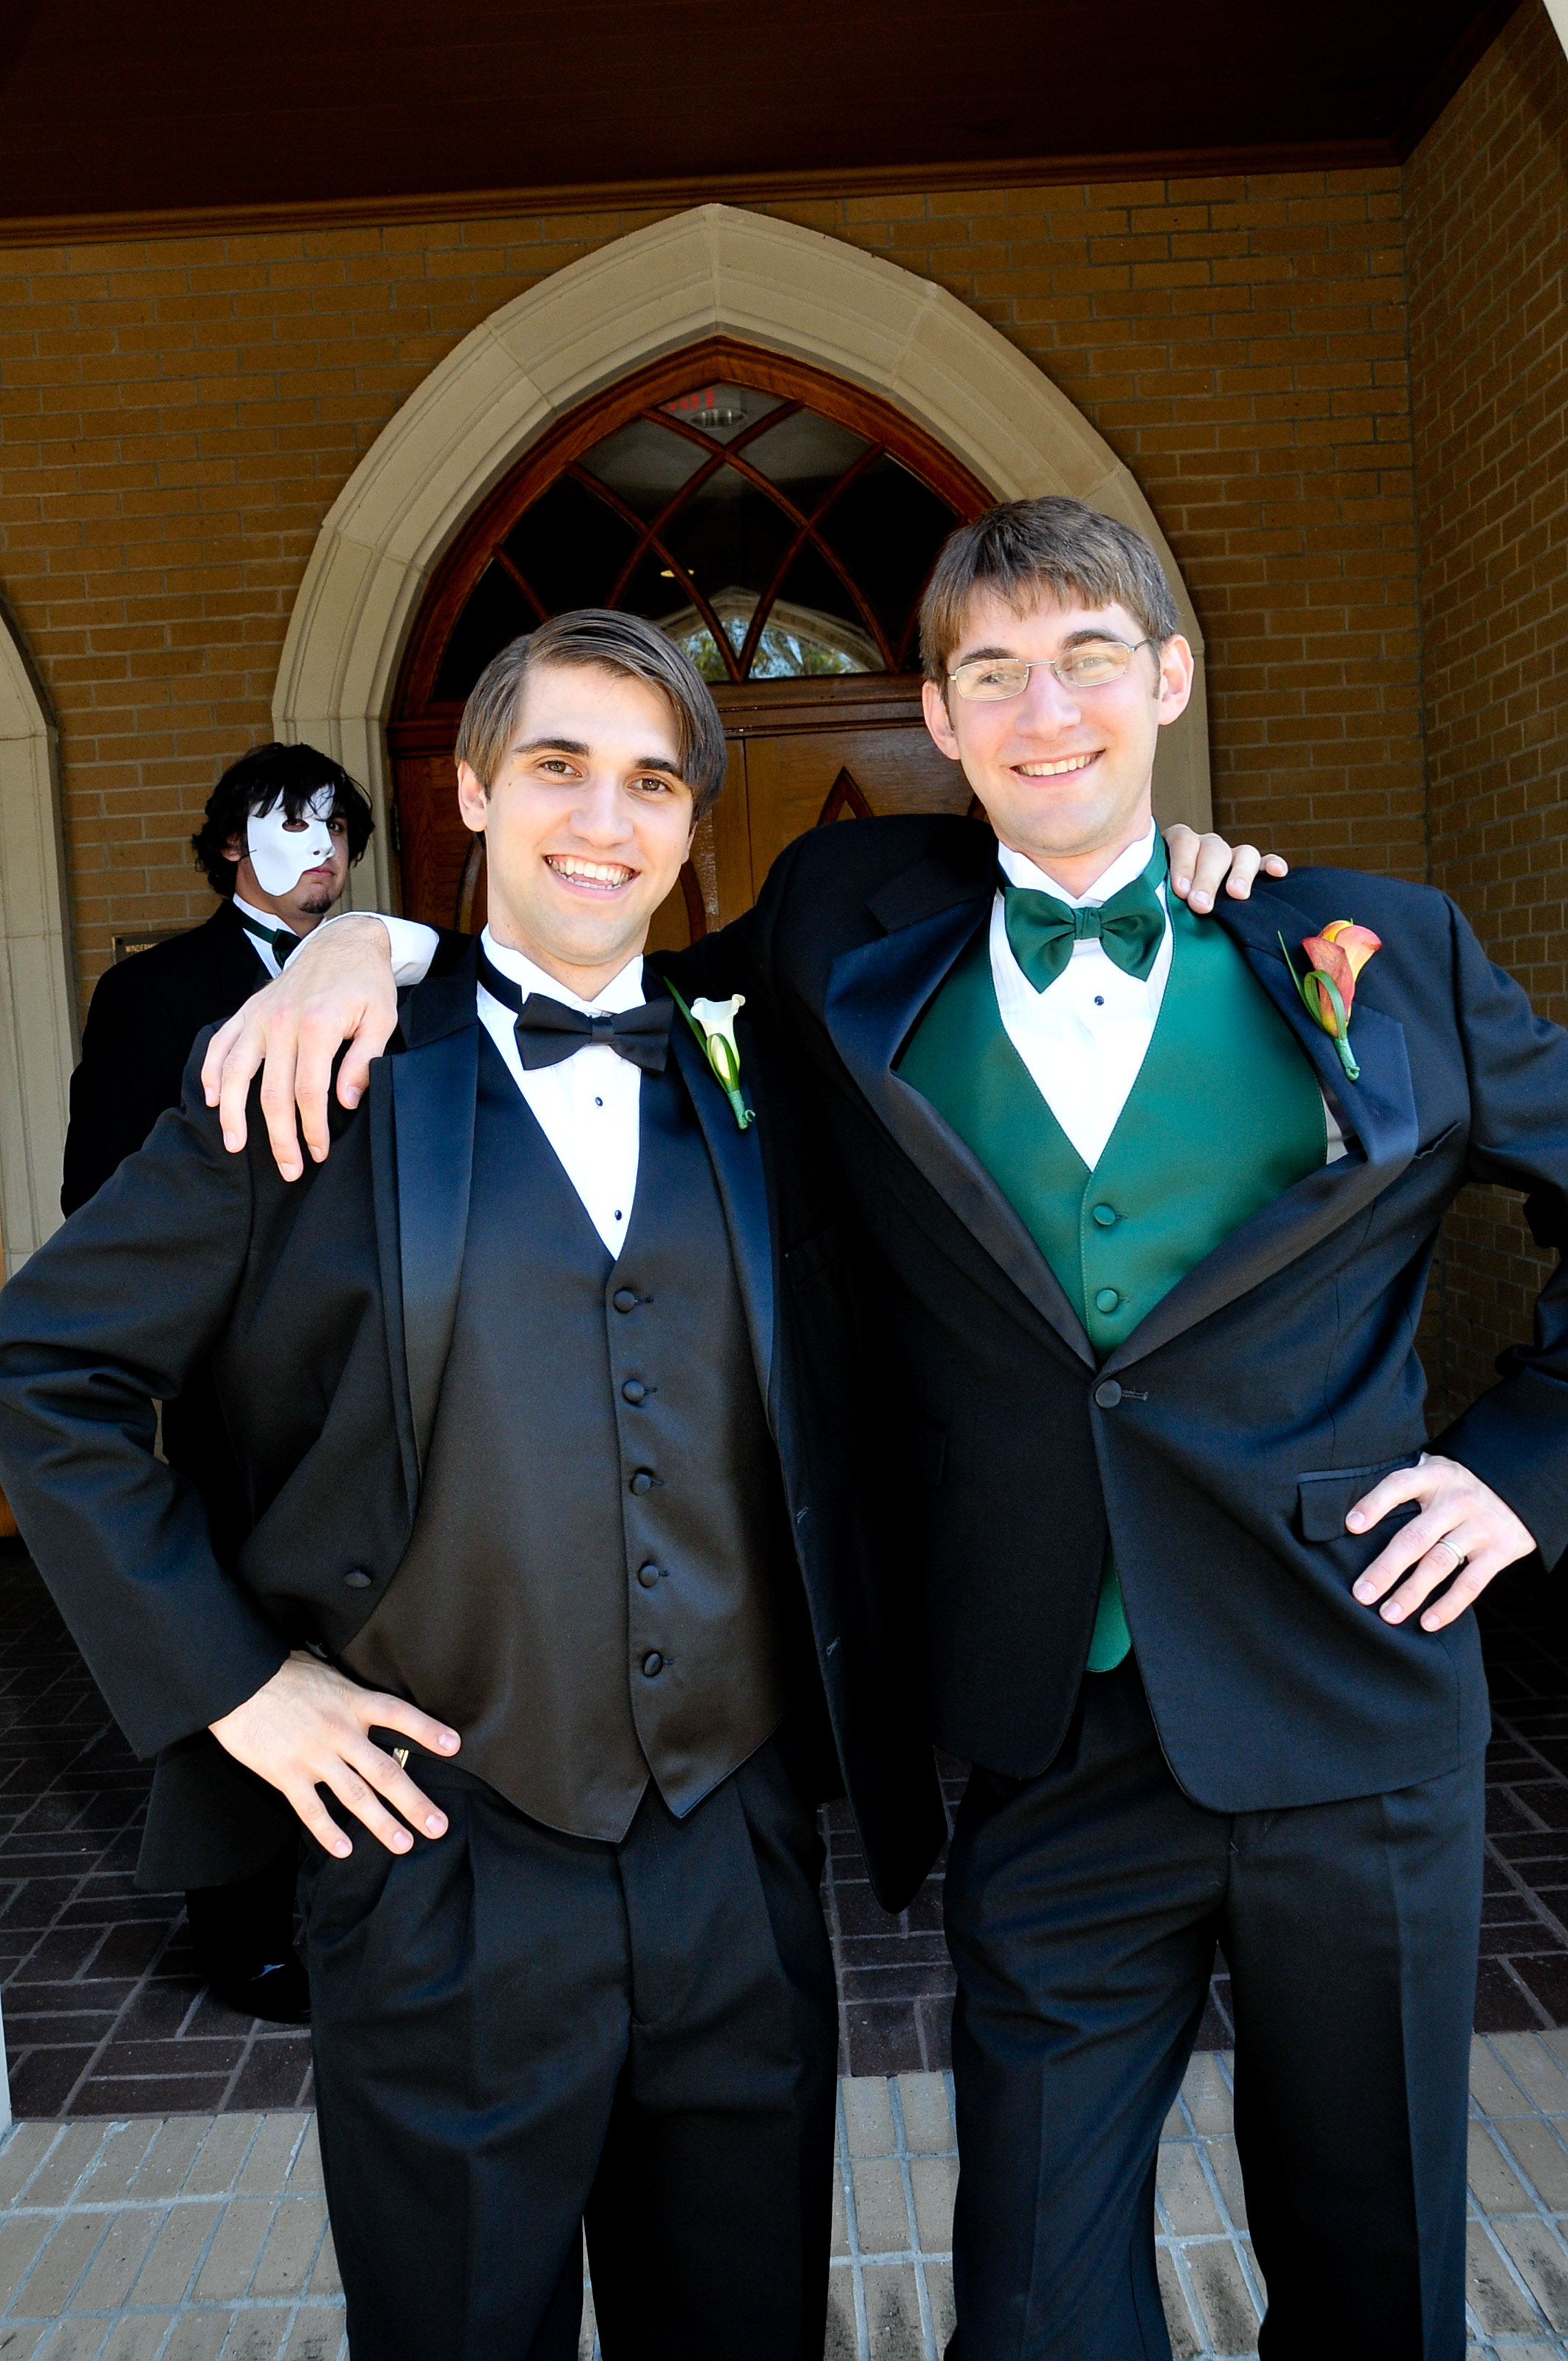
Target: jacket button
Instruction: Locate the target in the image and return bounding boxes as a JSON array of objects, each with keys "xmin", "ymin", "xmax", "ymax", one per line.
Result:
[
  {"xmin": 342, "ymin": 1568, "xmax": 373, "ymax": 1589},
  {"xmin": 630, "ymin": 1470, "xmax": 655, "ymax": 1495},
  {"xmin": 1092, "ymin": 1203, "xmax": 1117, "ymax": 1227},
  {"xmin": 1095, "ymin": 1288, "xmax": 1120, "ymax": 1314},
  {"xmin": 1094, "ymin": 1379, "xmax": 1122, "ymax": 1409},
  {"xmin": 637, "ymin": 1562, "xmax": 661, "ymax": 1588},
  {"xmin": 642, "ymin": 1651, "xmax": 664, "ymax": 1677},
  {"xmin": 622, "ymin": 1379, "xmax": 647, "ymax": 1404},
  {"xmin": 612, "ymin": 1288, "xmax": 639, "ymax": 1313}
]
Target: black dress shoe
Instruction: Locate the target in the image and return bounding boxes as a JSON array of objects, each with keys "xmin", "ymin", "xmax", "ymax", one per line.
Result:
[
  {"xmin": 211, "ymin": 1956, "xmax": 311, "ymax": 2025},
  {"xmin": 186, "ymin": 1852, "xmax": 308, "ymax": 2023}
]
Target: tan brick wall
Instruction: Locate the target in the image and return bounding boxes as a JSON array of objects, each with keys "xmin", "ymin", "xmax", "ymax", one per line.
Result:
[
  {"xmin": 1406, "ymin": 4, "xmax": 1568, "ymax": 1426},
  {"xmin": 0, "ymin": 173, "xmax": 1426, "ymax": 1015},
  {"xmin": 783, "ymin": 173, "xmax": 1425, "ymax": 879}
]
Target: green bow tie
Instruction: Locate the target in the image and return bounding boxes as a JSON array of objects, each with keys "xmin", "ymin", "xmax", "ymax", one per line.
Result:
[
  {"xmin": 236, "ymin": 910, "xmax": 302, "ymax": 967},
  {"xmin": 999, "ymin": 851, "xmax": 1167, "ymax": 993}
]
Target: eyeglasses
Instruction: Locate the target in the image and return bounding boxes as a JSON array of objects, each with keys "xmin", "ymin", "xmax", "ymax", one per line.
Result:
[{"xmin": 946, "ymin": 637, "xmax": 1156, "ymax": 701}]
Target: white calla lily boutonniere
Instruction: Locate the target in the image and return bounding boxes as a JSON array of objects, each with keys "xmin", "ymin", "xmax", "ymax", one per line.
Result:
[{"xmin": 667, "ymin": 984, "xmax": 756, "ymax": 1131}]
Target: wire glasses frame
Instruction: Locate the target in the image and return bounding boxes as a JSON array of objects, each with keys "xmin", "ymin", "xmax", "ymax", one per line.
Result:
[{"xmin": 946, "ymin": 637, "xmax": 1158, "ymax": 701}]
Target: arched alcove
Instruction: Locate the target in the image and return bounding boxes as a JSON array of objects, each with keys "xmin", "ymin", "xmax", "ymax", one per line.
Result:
[
  {"xmin": 274, "ymin": 202, "xmax": 1212, "ymax": 915},
  {"xmin": 0, "ymin": 598, "xmax": 76, "ymax": 1277}
]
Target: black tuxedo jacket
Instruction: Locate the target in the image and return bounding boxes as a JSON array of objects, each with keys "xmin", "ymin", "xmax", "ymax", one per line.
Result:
[
  {"xmin": 61, "ymin": 899, "xmax": 266, "ymax": 1216},
  {"xmin": 0, "ymin": 943, "xmax": 944, "ymax": 1907},
  {"xmin": 683, "ymin": 816, "xmax": 1568, "ymax": 1810}
]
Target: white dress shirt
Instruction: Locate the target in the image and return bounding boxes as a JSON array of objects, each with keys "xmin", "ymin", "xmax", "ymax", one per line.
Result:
[
  {"xmin": 992, "ymin": 824, "xmax": 1343, "ymax": 1170},
  {"xmin": 476, "ymin": 929, "xmax": 645, "ymax": 1255},
  {"xmin": 233, "ymin": 893, "xmax": 305, "ymax": 981}
]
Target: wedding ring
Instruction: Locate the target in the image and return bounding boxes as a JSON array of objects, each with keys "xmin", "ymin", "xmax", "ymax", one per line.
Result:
[
  {"xmin": 1436, "ymin": 1539, "xmax": 1468, "ymax": 1572},
  {"xmin": 393, "ymin": 1747, "xmax": 410, "ymax": 1769}
]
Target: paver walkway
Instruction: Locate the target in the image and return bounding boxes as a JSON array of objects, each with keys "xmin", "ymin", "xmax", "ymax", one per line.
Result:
[
  {"xmin": 4, "ymin": 2037, "xmax": 1568, "ymax": 2358},
  {"xmin": 10, "ymin": 1541, "xmax": 1568, "ymax": 2106}
]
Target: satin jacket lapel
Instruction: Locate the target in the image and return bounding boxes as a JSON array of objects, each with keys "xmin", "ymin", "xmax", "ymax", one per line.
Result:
[
  {"xmin": 213, "ymin": 899, "xmax": 266, "ymax": 1004},
  {"xmin": 666, "ymin": 1003, "xmax": 776, "ymax": 1411},
  {"xmin": 389, "ymin": 965, "xmax": 480, "ymax": 1475},
  {"xmin": 1101, "ymin": 889, "xmax": 1418, "ymax": 1374},
  {"xmin": 824, "ymin": 889, "xmax": 1095, "ymax": 1368},
  {"xmin": 369, "ymin": 1059, "xmax": 420, "ymax": 1510}
]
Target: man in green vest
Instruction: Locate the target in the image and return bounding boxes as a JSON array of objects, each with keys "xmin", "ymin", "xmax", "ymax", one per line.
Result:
[{"xmin": 197, "ymin": 503, "xmax": 1567, "ymax": 2360}]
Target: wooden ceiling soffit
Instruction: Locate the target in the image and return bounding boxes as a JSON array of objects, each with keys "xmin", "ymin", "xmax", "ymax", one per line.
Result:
[{"xmin": 0, "ymin": 139, "xmax": 1404, "ymax": 253}]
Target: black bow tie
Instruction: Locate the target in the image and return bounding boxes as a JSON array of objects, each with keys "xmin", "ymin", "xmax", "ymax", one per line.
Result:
[{"xmin": 477, "ymin": 949, "xmax": 672, "ymax": 1073}]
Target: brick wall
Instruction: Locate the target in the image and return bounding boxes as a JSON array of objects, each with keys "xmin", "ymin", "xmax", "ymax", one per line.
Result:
[
  {"xmin": 1406, "ymin": 2, "xmax": 1568, "ymax": 1424},
  {"xmin": 783, "ymin": 175, "xmax": 1425, "ymax": 878},
  {"xmin": 0, "ymin": 172, "xmax": 1426, "ymax": 1012}
]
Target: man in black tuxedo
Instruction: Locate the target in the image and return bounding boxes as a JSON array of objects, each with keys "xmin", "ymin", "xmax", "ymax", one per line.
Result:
[
  {"xmin": 215, "ymin": 502, "xmax": 1568, "ymax": 2360},
  {"xmin": 61, "ymin": 741, "xmax": 377, "ymax": 2024},
  {"xmin": 0, "ymin": 612, "xmax": 943, "ymax": 2360},
  {"xmin": 62, "ymin": 741, "xmax": 377, "ymax": 1219}
]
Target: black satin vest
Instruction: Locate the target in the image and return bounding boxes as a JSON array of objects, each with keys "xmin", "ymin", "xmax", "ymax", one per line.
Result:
[{"xmin": 344, "ymin": 1030, "xmax": 791, "ymax": 1840}]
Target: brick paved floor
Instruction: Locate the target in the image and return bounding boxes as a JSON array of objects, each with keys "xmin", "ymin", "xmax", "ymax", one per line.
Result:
[
  {"xmin": 5, "ymin": 2042, "xmax": 1568, "ymax": 2357},
  {"xmin": 5, "ymin": 1537, "xmax": 1568, "ymax": 2104},
  {"xmin": 0, "ymin": 1541, "xmax": 313, "ymax": 2121}
]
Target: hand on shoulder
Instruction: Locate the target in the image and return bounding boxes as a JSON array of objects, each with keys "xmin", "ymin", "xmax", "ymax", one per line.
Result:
[{"xmin": 200, "ymin": 915, "xmax": 403, "ymax": 1180}]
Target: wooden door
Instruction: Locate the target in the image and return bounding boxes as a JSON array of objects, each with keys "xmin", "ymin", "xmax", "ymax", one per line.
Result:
[{"xmin": 714, "ymin": 676, "xmax": 971, "ymax": 920}]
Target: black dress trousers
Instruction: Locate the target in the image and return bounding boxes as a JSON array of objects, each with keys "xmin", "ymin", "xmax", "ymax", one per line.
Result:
[
  {"xmin": 943, "ymin": 1658, "xmax": 1484, "ymax": 2361},
  {"xmin": 300, "ymin": 1737, "xmax": 838, "ymax": 2361}
]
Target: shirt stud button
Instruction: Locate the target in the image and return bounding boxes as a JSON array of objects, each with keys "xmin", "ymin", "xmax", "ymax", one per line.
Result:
[
  {"xmin": 642, "ymin": 1651, "xmax": 664, "ymax": 1678},
  {"xmin": 622, "ymin": 1379, "xmax": 647, "ymax": 1404},
  {"xmin": 1095, "ymin": 1288, "xmax": 1120, "ymax": 1314},
  {"xmin": 1092, "ymin": 1204, "xmax": 1117, "ymax": 1227},
  {"xmin": 612, "ymin": 1288, "xmax": 639, "ymax": 1313},
  {"xmin": 637, "ymin": 1562, "xmax": 661, "ymax": 1589},
  {"xmin": 630, "ymin": 1470, "xmax": 655, "ymax": 1495}
]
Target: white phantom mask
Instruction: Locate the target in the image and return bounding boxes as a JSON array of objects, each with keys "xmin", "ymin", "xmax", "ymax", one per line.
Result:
[{"xmin": 246, "ymin": 786, "xmax": 338, "ymax": 896}]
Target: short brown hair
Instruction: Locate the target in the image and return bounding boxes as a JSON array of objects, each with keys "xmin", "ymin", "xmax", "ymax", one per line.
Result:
[
  {"xmin": 454, "ymin": 609, "xmax": 729, "ymax": 819},
  {"xmin": 919, "ymin": 496, "xmax": 1182, "ymax": 692}
]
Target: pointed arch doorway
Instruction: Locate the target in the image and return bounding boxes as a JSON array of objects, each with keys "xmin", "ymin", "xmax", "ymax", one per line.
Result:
[
  {"xmin": 275, "ymin": 205, "xmax": 1212, "ymax": 925},
  {"xmin": 388, "ymin": 337, "xmax": 995, "ymax": 951}
]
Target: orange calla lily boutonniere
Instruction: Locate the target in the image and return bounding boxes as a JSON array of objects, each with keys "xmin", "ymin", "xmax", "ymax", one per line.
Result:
[{"xmin": 1278, "ymin": 920, "xmax": 1382, "ymax": 1082}]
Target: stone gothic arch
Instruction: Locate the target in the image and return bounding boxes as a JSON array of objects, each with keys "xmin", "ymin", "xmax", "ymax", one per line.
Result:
[
  {"xmin": 0, "ymin": 597, "xmax": 76, "ymax": 1277},
  {"xmin": 274, "ymin": 202, "xmax": 1212, "ymax": 913}
]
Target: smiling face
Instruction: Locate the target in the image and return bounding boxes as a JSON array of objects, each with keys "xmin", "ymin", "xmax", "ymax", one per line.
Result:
[
  {"xmin": 457, "ymin": 659, "xmax": 697, "ymax": 998},
  {"xmin": 921, "ymin": 587, "xmax": 1194, "ymax": 894}
]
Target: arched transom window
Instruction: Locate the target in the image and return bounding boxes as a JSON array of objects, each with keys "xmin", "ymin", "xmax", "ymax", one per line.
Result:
[{"xmin": 390, "ymin": 339, "xmax": 993, "ymax": 937}]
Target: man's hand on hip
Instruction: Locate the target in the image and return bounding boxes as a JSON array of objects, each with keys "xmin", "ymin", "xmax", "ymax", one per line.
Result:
[
  {"xmin": 1347, "ymin": 1454, "xmax": 1536, "ymax": 1631},
  {"xmin": 200, "ymin": 915, "xmax": 401, "ymax": 1180},
  {"xmin": 210, "ymin": 1650, "xmax": 461, "ymax": 1857}
]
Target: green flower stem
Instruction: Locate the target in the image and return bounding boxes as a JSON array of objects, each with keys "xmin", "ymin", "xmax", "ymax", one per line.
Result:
[
  {"xmin": 666, "ymin": 982, "xmax": 756, "ymax": 1131},
  {"xmin": 1277, "ymin": 932, "xmax": 1361, "ymax": 1084}
]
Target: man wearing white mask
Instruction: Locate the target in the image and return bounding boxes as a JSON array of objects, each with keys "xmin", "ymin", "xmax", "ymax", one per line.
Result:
[{"xmin": 60, "ymin": 741, "xmax": 389, "ymax": 2023}]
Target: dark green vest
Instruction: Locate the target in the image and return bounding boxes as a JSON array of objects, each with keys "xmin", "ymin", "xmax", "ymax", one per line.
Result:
[{"xmin": 897, "ymin": 871, "xmax": 1326, "ymax": 1669}]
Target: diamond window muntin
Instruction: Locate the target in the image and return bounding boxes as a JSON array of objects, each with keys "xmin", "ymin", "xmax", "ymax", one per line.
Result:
[{"xmin": 431, "ymin": 377, "xmax": 962, "ymax": 700}]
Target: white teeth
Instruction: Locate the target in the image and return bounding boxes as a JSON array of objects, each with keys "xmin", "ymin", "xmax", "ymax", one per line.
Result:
[
  {"xmin": 547, "ymin": 857, "xmax": 634, "ymax": 888},
  {"xmin": 1017, "ymin": 755, "xmax": 1097, "ymax": 778}
]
